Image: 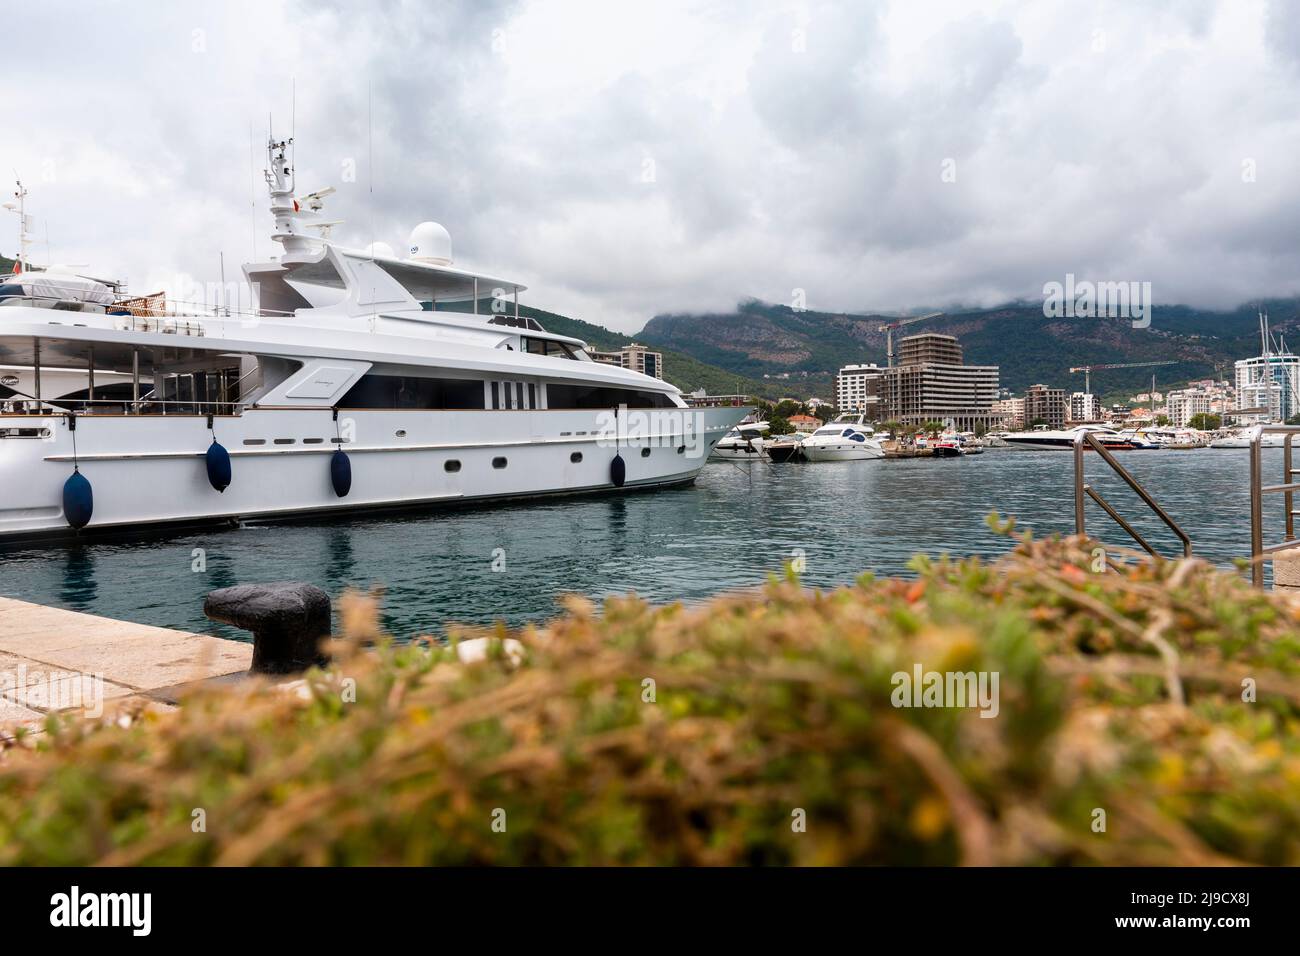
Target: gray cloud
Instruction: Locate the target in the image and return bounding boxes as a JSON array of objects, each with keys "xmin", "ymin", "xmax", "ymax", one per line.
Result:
[{"xmin": 5, "ymin": 0, "xmax": 1300, "ymax": 331}]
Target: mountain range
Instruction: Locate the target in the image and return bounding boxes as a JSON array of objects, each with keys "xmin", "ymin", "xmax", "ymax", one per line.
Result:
[{"xmin": 635, "ymin": 298, "xmax": 1297, "ymax": 405}]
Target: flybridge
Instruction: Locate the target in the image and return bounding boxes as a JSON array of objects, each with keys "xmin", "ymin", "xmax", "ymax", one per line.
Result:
[{"xmin": 252, "ymin": 136, "xmax": 529, "ymax": 324}]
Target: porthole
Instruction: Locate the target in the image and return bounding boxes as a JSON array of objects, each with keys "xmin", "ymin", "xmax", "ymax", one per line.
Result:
[
  {"xmin": 676, "ymin": 445, "xmax": 686, "ymax": 454},
  {"xmin": 303, "ymin": 437, "xmax": 324, "ymax": 444},
  {"xmin": 493, "ymin": 457, "xmax": 508, "ymax": 469},
  {"xmin": 570, "ymin": 452, "xmax": 583, "ymax": 463},
  {"xmin": 396, "ymin": 429, "xmax": 407, "ymax": 438},
  {"xmin": 243, "ymin": 438, "xmax": 266, "ymax": 446},
  {"xmin": 273, "ymin": 438, "xmax": 295, "ymax": 445},
  {"xmin": 445, "ymin": 460, "xmax": 461, "ymax": 473},
  {"xmin": 640, "ymin": 447, "xmax": 651, "ymax": 458}
]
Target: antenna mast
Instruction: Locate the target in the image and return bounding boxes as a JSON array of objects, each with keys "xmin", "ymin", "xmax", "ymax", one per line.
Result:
[{"xmin": 3, "ymin": 178, "xmax": 32, "ymax": 271}]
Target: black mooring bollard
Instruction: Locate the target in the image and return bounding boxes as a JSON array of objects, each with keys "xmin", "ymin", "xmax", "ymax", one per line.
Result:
[{"xmin": 203, "ymin": 582, "xmax": 331, "ymax": 675}]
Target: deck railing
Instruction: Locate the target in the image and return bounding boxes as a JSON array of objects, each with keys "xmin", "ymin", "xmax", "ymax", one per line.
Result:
[
  {"xmin": 1073, "ymin": 430, "xmax": 1192, "ymax": 559},
  {"xmin": 1248, "ymin": 425, "xmax": 1300, "ymax": 587}
]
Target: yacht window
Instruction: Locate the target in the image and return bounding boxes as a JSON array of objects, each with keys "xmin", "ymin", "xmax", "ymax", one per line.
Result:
[
  {"xmin": 274, "ymin": 438, "xmax": 295, "ymax": 445},
  {"xmin": 527, "ymin": 383, "xmax": 536, "ymax": 408},
  {"xmin": 493, "ymin": 456, "xmax": 508, "ymax": 469},
  {"xmin": 640, "ymin": 447, "xmax": 651, "ymax": 457},
  {"xmin": 339, "ymin": 374, "xmax": 486, "ymax": 410},
  {"xmin": 522, "ymin": 337, "xmax": 578, "ymax": 359},
  {"xmin": 570, "ymin": 451, "xmax": 583, "ymax": 463},
  {"xmin": 545, "ymin": 383, "xmax": 676, "ymax": 409},
  {"xmin": 445, "ymin": 460, "xmax": 461, "ymax": 473},
  {"xmin": 303, "ymin": 437, "xmax": 324, "ymax": 444},
  {"xmin": 243, "ymin": 439, "xmax": 266, "ymax": 446}
]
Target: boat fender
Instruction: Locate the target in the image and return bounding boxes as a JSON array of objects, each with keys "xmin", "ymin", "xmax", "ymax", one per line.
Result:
[
  {"xmin": 62, "ymin": 469, "xmax": 93, "ymax": 530},
  {"xmin": 330, "ymin": 448, "xmax": 352, "ymax": 498},
  {"xmin": 206, "ymin": 440, "xmax": 232, "ymax": 493},
  {"xmin": 610, "ymin": 452, "xmax": 626, "ymax": 488}
]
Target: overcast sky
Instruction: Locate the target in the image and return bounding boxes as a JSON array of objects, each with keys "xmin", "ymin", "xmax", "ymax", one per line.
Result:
[{"xmin": 6, "ymin": 0, "xmax": 1300, "ymax": 332}]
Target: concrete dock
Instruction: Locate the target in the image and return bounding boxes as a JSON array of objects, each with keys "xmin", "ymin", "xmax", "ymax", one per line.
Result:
[{"xmin": 0, "ymin": 597, "xmax": 252, "ymax": 737}]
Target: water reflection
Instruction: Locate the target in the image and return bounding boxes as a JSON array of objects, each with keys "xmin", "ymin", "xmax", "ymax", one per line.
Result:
[{"xmin": 0, "ymin": 449, "xmax": 1277, "ymax": 641}]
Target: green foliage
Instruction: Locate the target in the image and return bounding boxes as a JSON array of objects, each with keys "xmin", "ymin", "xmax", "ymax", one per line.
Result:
[
  {"xmin": 767, "ymin": 415, "xmax": 793, "ymax": 436},
  {"xmin": 2, "ymin": 536, "xmax": 1299, "ymax": 865},
  {"xmin": 1187, "ymin": 413, "xmax": 1222, "ymax": 431}
]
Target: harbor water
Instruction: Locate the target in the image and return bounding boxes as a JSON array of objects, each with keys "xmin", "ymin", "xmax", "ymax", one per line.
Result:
[{"xmin": 0, "ymin": 448, "xmax": 1284, "ymax": 640}]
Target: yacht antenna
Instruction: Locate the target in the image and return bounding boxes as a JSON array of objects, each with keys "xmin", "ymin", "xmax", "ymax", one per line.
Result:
[
  {"xmin": 368, "ymin": 80, "xmax": 375, "ymax": 255},
  {"xmin": 220, "ymin": 251, "xmax": 227, "ymax": 315},
  {"xmin": 249, "ymin": 121, "xmax": 257, "ymax": 260},
  {"xmin": 2, "ymin": 177, "xmax": 31, "ymax": 272}
]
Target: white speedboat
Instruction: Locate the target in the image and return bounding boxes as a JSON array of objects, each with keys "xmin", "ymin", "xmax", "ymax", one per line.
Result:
[
  {"xmin": 800, "ymin": 413, "xmax": 884, "ymax": 461},
  {"xmin": 709, "ymin": 421, "xmax": 769, "ymax": 460},
  {"xmin": 1210, "ymin": 424, "xmax": 1290, "ymax": 448},
  {"xmin": 0, "ymin": 137, "xmax": 749, "ymax": 540},
  {"xmin": 1002, "ymin": 424, "xmax": 1137, "ymax": 451},
  {"xmin": 1115, "ymin": 428, "xmax": 1163, "ymax": 449}
]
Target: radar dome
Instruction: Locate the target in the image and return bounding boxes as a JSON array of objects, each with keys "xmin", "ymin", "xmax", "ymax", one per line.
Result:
[
  {"xmin": 407, "ymin": 221, "xmax": 452, "ymax": 265},
  {"xmin": 364, "ymin": 241, "xmax": 396, "ymax": 259}
]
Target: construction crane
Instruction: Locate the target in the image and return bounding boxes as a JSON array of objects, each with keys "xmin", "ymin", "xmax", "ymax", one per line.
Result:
[
  {"xmin": 878, "ymin": 312, "xmax": 943, "ymax": 367},
  {"xmin": 1068, "ymin": 360, "xmax": 1177, "ymax": 395}
]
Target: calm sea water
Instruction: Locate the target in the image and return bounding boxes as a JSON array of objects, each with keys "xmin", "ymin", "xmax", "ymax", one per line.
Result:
[{"xmin": 0, "ymin": 448, "xmax": 1285, "ymax": 641}]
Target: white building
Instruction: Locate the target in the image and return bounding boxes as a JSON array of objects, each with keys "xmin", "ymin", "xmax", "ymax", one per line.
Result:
[
  {"xmin": 1165, "ymin": 388, "xmax": 1214, "ymax": 427},
  {"xmin": 588, "ymin": 343, "xmax": 663, "ymax": 379},
  {"xmin": 835, "ymin": 363, "xmax": 884, "ymax": 415},
  {"xmin": 1069, "ymin": 391, "xmax": 1100, "ymax": 422},
  {"xmin": 1235, "ymin": 353, "xmax": 1300, "ymax": 423}
]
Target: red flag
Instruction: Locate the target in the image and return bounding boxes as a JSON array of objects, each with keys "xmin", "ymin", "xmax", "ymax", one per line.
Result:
[{"xmin": 12, "ymin": 259, "xmax": 19, "ymax": 275}]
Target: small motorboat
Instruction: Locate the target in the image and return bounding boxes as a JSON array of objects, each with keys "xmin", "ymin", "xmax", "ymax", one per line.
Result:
[
  {"xmin": 765, "ymin": 432, "xmax": 810, "ymax": 463},
  {"xmin": 709, "ymin": 421, "xmax": 770, "ymax": 460}
]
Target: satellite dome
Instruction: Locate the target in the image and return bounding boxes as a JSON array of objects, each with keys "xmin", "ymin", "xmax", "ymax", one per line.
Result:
[
  {"xmin": 364, "ymin": 241, "xmax": 396, "ymax": 259},
  {"xmin": 407, "ymin": 221, "xmax": 452, "ymax": 265}
]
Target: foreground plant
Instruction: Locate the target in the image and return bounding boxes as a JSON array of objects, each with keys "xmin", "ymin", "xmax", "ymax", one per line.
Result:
[{"xmin": 1, "ymin": 529, "xmax": 1297, "ymax": 865}]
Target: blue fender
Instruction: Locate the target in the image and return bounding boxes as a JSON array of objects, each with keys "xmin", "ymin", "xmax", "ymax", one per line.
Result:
[
  {"xmin": 610, "ymin": 452, "xmax": 626, "ymax": 488},
  {"xmin": 206, "ymin": 440, "xmax": 232, "ymax": 493},
  {"xmin": 330, "ymin": 448, "xmax": 352, "ymax": 498},
  {"xmin": 63, "ymin": 470, "xmax": 93, "ymax": 529}
]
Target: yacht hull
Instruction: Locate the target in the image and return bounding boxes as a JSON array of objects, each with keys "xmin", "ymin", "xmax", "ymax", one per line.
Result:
[
  {"xmin": 0, "ymin": 405, "xmax": 745, "ymax": 541},
  {"xmin": 801, "ymin": 442, "xmax": 884, "ymax": 462}
]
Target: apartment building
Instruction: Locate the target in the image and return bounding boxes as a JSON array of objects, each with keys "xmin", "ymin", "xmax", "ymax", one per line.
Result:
[
  {"xmin": 588, "ymin": 343, "xmax": 664, "ymax": 380},
  {"xmin": 1024, "ymin": 384, "xmax": 1068, "ymax": 428},
  {"xmin": 880, "ymin": 333, "xmax": 999, "ymax": 430},
  {"xmin": 834, "ymin": 363, "xmax": 885, "ymax": 415}
]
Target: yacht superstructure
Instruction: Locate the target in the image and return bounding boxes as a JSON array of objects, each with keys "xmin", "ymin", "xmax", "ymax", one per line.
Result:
[
  {"xmin": 0, "ymin": 138, "xmax": 749, "ymax": 540},
  {"xmin": 800, "ymin": 412, "xmax": 884, "ymax": 462}
]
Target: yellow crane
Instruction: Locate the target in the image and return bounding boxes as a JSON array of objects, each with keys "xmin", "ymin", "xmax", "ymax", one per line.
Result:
[
  {"xmin": 878, "ymin": 312, "xmax": 943, "ymax": 367},
  {"xmin": 1069, "ymin": 360, "xmax": 1177, "ymax": 395}
]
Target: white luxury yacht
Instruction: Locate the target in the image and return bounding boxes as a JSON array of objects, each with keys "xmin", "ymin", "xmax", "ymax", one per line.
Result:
[
  {"xmin": 1001, "ymin": 424, "xmax": 1137, "ymax": 451},
  {"xmin": 0, "ymin": 138, "xmax": 749, "ymax": 540},
  {"xmin": 709, "ymin": 420, "xmax": 769, "ymax": 460},
  {"xmin": 1210, "ymin": 424, "xmax": 1289, "ymax": 448},
  {"xmin": 800, "ymin": 412, "xmax": 884, "ymax": 462}
]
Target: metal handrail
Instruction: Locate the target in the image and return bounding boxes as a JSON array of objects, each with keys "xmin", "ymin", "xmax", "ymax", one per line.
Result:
[
  {"xmin": 1248, "ymin": 425, "xmax": 1300, "ymax": 587},
  {"xmin": 1074, "ymin": 431, "xmax": 1192, "ymax": 559}
]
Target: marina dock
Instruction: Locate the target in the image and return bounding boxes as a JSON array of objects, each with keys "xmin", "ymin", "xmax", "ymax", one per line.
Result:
[{"xmin": 0, "ymin": 597, "xmax": 251, "ymax": 737}]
